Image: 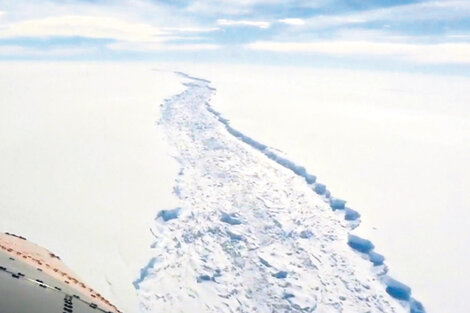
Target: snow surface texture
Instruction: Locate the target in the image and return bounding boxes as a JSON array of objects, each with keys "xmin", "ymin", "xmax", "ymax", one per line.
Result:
[
  {"xmin": 170, "ymin": 64, "xmax": 470, "ymax": 313},
  {"xmin": 0, "ymin": 63, "xmax": 183, "ymax": 313},
  {"xmin": 136, "ymin": 73, "xmax": 421, "ymax": 312}
]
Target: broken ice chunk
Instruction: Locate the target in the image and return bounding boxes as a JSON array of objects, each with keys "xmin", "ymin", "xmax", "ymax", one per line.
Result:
[
  {"xmin": 330, "ymin": 197, "xmax": 346, "ymax": 210},
  {"xmin": 314, "ymin": 183, "xmax": 326, "ymax": 195},
  {"xmin": 345, "ymin": 208, "xmax": 360, "ymax": 221},
  {"xmin": 384, "ymin": 277, "xmax": 411, "ymax": 301},
  {"xmin": 197, "ymin": 274, "xmax": 212, "ymax": 283},
  {"xmin": 156, "ymin": 208, "xmax": 180, "ymax": 222},
  {"xmin": 368, "ymin": 251, "xmax": 385, "ymax": 266},
  {"xmin": 220, "ymin": 213, "xmax": 242, "ymax": 225},
  {"xmin": 273, "ymin": 271, "xmax": 288, "ymax": 279},
  {"xmin": 347, "ymin": 234, "xmax": 374, "ymax": 253}
]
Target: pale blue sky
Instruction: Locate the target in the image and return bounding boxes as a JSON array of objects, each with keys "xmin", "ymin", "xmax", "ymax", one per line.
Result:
[{"xmin": 0, "ymin": 0, "xmax": 470, "ymax": 73}]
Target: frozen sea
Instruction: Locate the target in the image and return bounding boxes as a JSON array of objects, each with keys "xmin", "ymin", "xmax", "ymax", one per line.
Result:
[{"xmin": 1, "ymin": 63, "xmax": 468, "ymax": 313}]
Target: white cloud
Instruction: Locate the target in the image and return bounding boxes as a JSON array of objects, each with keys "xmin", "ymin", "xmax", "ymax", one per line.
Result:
[
  {"xmin": 278, "ymin": 18, "xmax": 305, "ymax": 26},
  {"xmin": 302, "ymin": 15, "xmax": 368, "ymax": 29},
  {"xmin": 0, "ymin": 44, "xmax": 96, "ymax": 56},
  {"xmin": 187, "ymin": 0, "xmax": 285, "ymax": 15},
  {"xmin": 332, "ymin": 28, "xmax": 409, "ymax": 42},
  {"xmin": 246, "ymin": 40, "xmax": 470, "ymax": 64},
  {"xmin": 161, "ymin": 26, "xmax": 219, "ymax": 33},
  {"xmin": 217, "ymin": 19, "xmax": 270, "ymax": 29},
  {"xmin": 302, "ymin": 1, "xmax": 470, "ymax": 29},
  {"xmin": 0, "ymin": 15, "xmax": 166, "ymax": 42},
  {"xmin": 372, "ymin": 0, "xmax": 470, "ymax": 22},
  {"xmin": 0, "ymin": 13, "xmax": 221, "ymax": 54},
  {"xmin": 185, "ymin": 0, "xmax": 327, "ymax": 15},
  {"xmin": 448, "ymin": 34, "xmax": 470, "ymax": 40},
  {"xmin": 294, "ymin": 0, "xmax": 470, "ymax": 29},
  {"xmin": 107, "ymin": 41, "xmax": 220, "ymax": 52}
]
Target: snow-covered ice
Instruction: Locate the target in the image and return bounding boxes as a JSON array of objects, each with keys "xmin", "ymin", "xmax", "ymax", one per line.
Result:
[
  {"xmin": 170, "ymin": 64, "xmax": 469, "ymax": 313},
  {"xmin": 0, "ymin": 63, "xmax": 183, "ymax": 312},
  {"xmin": 135, "ymin": 73, "xmax": 415, "ymax": 312},
  {"xmin": 1, "ymin": 62, "xmax": 466, "ymax": 313}
]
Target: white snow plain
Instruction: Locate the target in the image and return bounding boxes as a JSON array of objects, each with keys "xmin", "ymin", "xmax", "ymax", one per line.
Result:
[
  {"xmin": 1, "ymin": 62, "xmax": 468, "ymax": 313},
  {"xmin": 0, "ymin": 63, "xmax": 182, "ymax": 312},
  {"xmin": 136, "ymin": 73, "xmax": 412, "ymax": 313},
  {"xmin": 170, "ymin": 64, "xmax": 469, "ymax": 313}
]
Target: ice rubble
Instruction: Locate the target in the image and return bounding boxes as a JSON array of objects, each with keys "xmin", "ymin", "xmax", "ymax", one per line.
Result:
[
  {"xmin": 135, "ymin": 72, "xmax": 425, "ymax": 313},
  {"xmin": 156, "ymin": 208, "xmax": 180, "ymax": 222}
]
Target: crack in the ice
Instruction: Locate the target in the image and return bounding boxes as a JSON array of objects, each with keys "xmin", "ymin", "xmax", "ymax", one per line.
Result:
[
  {"xmin": 134, "ymin": 71, "xmax": 425, "ymax": 313},
  {"xmin": 198, "ymin": 74, "xmax": 426, "ymax": 312},
  {"xmin": 204, "ymin": 103, "xmax": 317, "ymax": 185},
  {"xmin": 178, "ymin": 72, "xmax": 426, "ymax": 313},
  {"xmin": 133, "ymin": 257, "xmax": 157, "ymax": 290}
]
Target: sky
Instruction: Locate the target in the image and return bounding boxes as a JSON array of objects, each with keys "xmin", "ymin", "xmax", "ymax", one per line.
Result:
[{"xmin": 1, "ymin": 0, "xmax": 470, "ymax": 72}]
